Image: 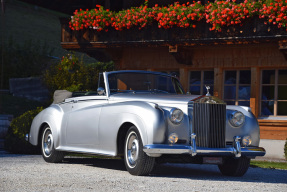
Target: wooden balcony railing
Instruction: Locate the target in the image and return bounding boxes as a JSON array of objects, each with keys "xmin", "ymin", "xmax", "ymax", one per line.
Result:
[{"xmin": 60, "ymin": 17, "xmax": 287, "ymax": 50}]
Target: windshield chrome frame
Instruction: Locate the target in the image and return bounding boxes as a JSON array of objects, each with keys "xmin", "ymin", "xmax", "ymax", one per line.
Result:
[{"xmin": 103, "ymin": 70, "xmax": 184, "ymax": 96}]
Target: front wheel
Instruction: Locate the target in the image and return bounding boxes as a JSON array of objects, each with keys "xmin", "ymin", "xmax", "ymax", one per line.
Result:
[
  {"xmin": 41, "ymin": 125, "xmax": 65, "ymax": 163},
  {"xmin": 124, "ymin": 126, "xmax": 155, "ymax": 176},
  {"xmin": 218, "ymin": 157, "xmax": 250, "ymax": 177}
]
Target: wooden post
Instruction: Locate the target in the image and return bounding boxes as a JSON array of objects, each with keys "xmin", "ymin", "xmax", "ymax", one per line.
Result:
[
  {"xmin": 214, "ymin": 68, "xmax": 223, "ymax": 99},
  {"xmin": 251, "ymin": 67, "xmax": 260, "ymax": 117},
  {"xmin": 179, "ymin": 68, "xmax": 189, "ymax": 93}
]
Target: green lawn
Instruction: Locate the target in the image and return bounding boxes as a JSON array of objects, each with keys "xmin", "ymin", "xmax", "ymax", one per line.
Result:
[
  {"xmin": 0, "ymin": 0, "xmax": 95, "ymax": 61},
  {"xmin": 251, "ymin": 161, "xmax": 287, "ymax": 170}
]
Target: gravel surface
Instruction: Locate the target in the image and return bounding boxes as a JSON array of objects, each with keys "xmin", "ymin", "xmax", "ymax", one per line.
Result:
[{"xmin": 0, "ymin": 151, "xmax": 287, "ymax": 192}]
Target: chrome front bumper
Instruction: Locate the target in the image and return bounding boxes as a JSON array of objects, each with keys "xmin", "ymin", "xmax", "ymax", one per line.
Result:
[{"xmin": 143, "ymin": 134, "xmax": 266, "ymax": 158}]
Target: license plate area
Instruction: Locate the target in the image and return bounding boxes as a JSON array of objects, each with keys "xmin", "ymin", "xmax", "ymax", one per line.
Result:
[{"xmin": 203, "ymin": 157, "xmax": 223, "ymax": 165}]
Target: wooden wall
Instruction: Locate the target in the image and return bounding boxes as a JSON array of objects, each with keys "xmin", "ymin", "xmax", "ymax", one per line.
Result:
[{"xmin": 117, "ymin": 43, "xmax": 287, "ymax": 69}]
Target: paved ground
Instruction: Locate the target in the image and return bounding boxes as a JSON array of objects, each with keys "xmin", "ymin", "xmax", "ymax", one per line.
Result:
[{"xmin": 0, "ymin": 150, "xmax": 287, "ymax": 192}]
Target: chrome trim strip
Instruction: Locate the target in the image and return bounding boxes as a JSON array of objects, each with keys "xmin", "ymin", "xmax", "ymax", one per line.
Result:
[{"xmin": 143, "ymin": 144, "xmax": 266, "ymax": 157}]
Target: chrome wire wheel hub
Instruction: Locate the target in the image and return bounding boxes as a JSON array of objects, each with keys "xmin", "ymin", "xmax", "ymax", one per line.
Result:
[
  {"xmin": 43, "ymin": 130, "xmax": 53, "ymax": 157},
  {"xmin": 127, "ymin": 133, "xmax": 139, "ymax": 168}
]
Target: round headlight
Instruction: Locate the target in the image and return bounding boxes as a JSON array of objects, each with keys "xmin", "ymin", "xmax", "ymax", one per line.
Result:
[
  {"xmin": 229, "ymin": 111, "xmax": 245, "ymax": 127},
  {"xmin": 169, "ymin": 108, "xmax": 184, "ymax": 124},
  {"xmin": 242, "ymin": 136, "xmax": 252, "ymax": 147}
]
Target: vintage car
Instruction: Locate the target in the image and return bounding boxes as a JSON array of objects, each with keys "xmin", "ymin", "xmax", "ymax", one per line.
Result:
[{"xmin": 26, "ymin": 70, "xmax": 265, "ymax": 176}]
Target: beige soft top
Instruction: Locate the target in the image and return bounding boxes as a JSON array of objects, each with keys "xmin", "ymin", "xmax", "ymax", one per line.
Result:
[{"xmin": 53, "ymin": 90, "xmax": 72, "ymax": 104}]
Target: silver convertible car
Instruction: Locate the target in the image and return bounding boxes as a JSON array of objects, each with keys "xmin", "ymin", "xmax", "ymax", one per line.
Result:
[{"xmin": 26, "ymin": 70, "xmax": 265, "ymax": 176}]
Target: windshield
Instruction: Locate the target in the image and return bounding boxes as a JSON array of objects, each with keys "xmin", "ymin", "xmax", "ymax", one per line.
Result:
[{"xmin": 108, "ymin": 72, "xmax": 184, "ymax": 94}]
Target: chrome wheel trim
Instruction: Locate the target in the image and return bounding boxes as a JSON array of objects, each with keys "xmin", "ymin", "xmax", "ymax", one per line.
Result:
[
  {"xmin": 126, "ymin": 131, "xmax": 139, "ymax": 168},
  {"xmin": 42, "ymin": 128, "xmax": 53, "ymax": 157}
]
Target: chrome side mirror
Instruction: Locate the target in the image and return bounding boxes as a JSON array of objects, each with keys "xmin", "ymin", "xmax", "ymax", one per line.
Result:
[{"xmin": 97, "ymin": 87, "xmax": 105, "ymax": 95}]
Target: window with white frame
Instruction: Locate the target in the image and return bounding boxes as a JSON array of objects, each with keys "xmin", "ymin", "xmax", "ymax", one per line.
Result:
[
  {"xmin": 189, "ymin": 70, "xmax": 214, "ymax": 95},
  {"xmin": 260, "ymin": 69, "xmax": 287, "ymax": 116},
  {"xmin": 223, "ymin": 70, "xmax": 251, "ymax": 106}
]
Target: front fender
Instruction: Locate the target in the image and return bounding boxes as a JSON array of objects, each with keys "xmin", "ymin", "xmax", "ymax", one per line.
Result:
[
  {"xmin": 98, "ymin": 101, "xmax": 166, "ymax": 154},
  {"xmin": 226, "ymin": 106, "xmax": 260, "ymax": 146}
]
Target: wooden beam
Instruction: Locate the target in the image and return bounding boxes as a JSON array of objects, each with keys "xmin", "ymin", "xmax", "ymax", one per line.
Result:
[
  {"xmin": 250, "ymin": 67, "xmax": 260, "ymax": 117},
  {"xmin": 214, "ymin": 68, "xmax": 223, "ymax": 99},
  {"xmin": 179, "ymin": 68, "xmax": 189, "ymax": 93},
  {"xmin": 279, "ymin": 40, "xmax": 287, "ymax": 60}
]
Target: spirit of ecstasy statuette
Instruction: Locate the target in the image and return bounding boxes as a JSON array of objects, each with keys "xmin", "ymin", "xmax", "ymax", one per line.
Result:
[{"xmin": 205, "ymin": 85, "xmax": 211, "ymax": 96}]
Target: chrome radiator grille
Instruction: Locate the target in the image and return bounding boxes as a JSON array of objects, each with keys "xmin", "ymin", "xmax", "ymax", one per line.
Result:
[{"xmin": 192, "ymin": 103, "xmax": 226, "ymax": 148}]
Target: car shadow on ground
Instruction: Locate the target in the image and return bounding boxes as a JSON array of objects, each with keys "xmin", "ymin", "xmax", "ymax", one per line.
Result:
[
  {"xmin": 62, "ymin": 157, "xmax": 127, "ymax": 172},
  {"xmin": 151, "ymin": 163, "xmax": 287, "ymax": 184},
  {"xmin": 62, "ymin": 157, "xmax": 287, "ymax": 184}
]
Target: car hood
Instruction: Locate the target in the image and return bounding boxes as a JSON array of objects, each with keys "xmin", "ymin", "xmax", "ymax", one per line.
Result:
[{"xmin": 109, "ymin": 93, "xmax": 202, "ymax": 105}]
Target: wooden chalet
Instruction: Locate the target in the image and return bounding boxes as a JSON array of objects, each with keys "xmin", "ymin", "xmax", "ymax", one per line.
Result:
[{"xmin": 60, "ymin": 0, "xmax": 287, "ymax": 141}]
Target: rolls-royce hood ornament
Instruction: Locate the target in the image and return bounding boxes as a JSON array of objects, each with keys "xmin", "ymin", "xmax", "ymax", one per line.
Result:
[
  {"xmin": 205, "ymin": 85, "xmax": 211, "ymax": 96},
  {"xmin": 193, "ymin": 85, "xmax": 225, "ymax": 104}
]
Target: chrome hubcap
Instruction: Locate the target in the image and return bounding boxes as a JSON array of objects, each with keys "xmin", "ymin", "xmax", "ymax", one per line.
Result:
[
  {"xmin": 43, "ymin": 129, "xmax": 53, "ymax": 157},
  {"xmin": 127, "ymin": 132, "xmax": 139, "ymax": 168}
]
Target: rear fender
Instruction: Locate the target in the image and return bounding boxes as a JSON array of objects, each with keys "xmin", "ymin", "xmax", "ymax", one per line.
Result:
[{"xmin": 29, "ymin": 105, "xmax": 64, "ymax": 148}]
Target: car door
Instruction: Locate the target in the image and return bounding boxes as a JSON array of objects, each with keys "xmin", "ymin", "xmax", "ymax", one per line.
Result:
[{"xmin": 65, "ymin": 95, "xmax": 108, "ymax": 149}]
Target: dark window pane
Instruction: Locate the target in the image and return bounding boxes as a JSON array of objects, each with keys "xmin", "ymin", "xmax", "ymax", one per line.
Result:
[
  {"xmin": 224, "ymin": 86, "xmax": 236, "ymax": 99},
  {"xmin": 238, "ymin": 86, "xmax": 250, "ymax": 100},
  {"xmin": 190, "ymin": 71, "xmax": 201, "ymax": 85},
  {"xmin": 225, "ymin": 71, "xmax": 236, "ymax": 84},
  {"xmin": 189, "ymin": 86, "xmax": 200, "ymax": 95},
  {"xmin": 262, "ymin": 70, "xmax": 275, "ymax": 84},
  {"xmin": 278, "ymin": 86, "xmax": 287, "ymax": 100},
  {"xmin": 226, "ymin": 101, "xmax": 235, "ymax": 105},
  {"xmin": 278, "ymin": 70, "xmax": 287, "ymax": 84},
  {"xmin": 203, "ymin": 86, "xmax": 214, "ymax": 95},
  {"xmin": 261, "ymin": 86, "xmax": 274, "ymax": 100},
  {"xmin": 239, "ymin": 70, "xmax": 251, "ymax": 84},
  {"xmin": 277, "ymin": 102, "xmax": 287, "ymax": 115},
  {"xmin": 261, "ymin": 101, "xmax": 274, "ymax": 116},
  {"xmin": 203, "ymin": 71, "xmax": 214, "ymax": 85},
  {"xmin": 238, "ymin": 101, "xmax": 250, "ymax": 107}
]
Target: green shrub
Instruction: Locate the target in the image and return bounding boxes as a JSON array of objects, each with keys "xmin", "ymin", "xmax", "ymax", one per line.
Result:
[
  {"xmin": 4, "ymin": 107, "xmax": 43, "ymax": 154},
  {"xmin": 43, "ymin": 53, "xmax": 114, "ymax": 92},
  {"xmin": 285, "ymin": 139, "xmax": 287, "ymax": 160}
]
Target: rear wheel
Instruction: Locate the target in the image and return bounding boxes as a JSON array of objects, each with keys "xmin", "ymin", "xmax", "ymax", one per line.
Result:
[
  {"xmin": 41, "ymin": 125, "xmax": 65, "ymax": 163},
  {"xmin": 218, "ymin": 157, "xmax": 250, "ymax": 177},
  {"xmin": 124, "ymin": 126, "xmax": 155, "ymax": 176}
]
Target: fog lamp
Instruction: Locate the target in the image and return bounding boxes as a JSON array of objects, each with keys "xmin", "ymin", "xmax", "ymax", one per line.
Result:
[
  {"xmin": 242, "ymin": 136, "xmax": 252, "ymax": 147},
  {"xmin": 168, "ymin": 133, "xmax": 179, "ymax": 144}
]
